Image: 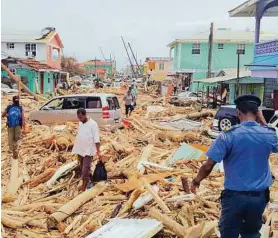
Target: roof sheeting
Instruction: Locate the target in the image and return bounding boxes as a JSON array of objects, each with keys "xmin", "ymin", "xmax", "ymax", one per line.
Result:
[
  {"xmin": 229, "ymin": 0, "xmax": 278, "ymax": 17},
  {"xmin": 194, "ymin": 69, "xmax": 251, "ymax": 84},
  {"xmin": 167, "ymin": 29, "xmax": 278, "ymax": 47},
  {"xmin": 1, "ymin": 28, "xmax": 62, "ymax": 45},
  {"xmin": 17, "ymin": 58, "xmax": 58, "ymax": 71}
]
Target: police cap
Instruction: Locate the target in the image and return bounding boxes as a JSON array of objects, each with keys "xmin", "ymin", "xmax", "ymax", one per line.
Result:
[{"xmin": 234, "ymin": 94, "xmax": 261, "ymax": 108}]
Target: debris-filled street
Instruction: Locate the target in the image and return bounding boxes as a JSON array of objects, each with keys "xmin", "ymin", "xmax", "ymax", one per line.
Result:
[
  {"xmin": 2, "ymin": 0, "xmax": 278, "ymax": 237},
  {"xmin": 1, "ymin": 83, "xmax": 278, "ymax": 237}
]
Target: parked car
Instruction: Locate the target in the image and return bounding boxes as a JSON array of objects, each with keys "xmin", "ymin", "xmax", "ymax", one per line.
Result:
[
  {"xmin": 1, "ymin": 83, "xmax": 19, "ymax": 94},
  {"xmin": 212, "ymin": 105, "xmax": 275, "ymax": 132},
  {"xmin": 28, "ymin": 93, "xmax": 122, "ymax": 128},
  {"xmin": 80, "ymin": 80, "xmax": 93, "ymax": 89},
  {"xmin": 176, "ymin": 91, "xmax": 198, "ymax": 101},
  {"xmin": 269, "ymin": 111, "xmax": 278, "ymax": 128}
]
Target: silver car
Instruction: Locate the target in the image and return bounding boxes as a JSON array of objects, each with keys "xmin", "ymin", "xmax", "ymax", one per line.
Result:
[{"xmin": 28, "ymin": 93, "xmax": 121, "ymax": 127}]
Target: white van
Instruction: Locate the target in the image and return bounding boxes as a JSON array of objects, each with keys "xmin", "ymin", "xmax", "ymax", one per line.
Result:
[{"xmin": 29, "ymin": 93, "xmax": 121, "ymax": 128}]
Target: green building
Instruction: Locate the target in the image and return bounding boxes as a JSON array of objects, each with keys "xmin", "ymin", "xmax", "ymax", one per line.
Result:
[
  {"xmin": 1, "ymin": 57, "xmax": 60, "ymax": 95},
  {"xmin": 167, "ymin": 29, "xmax": 277, "ymax": 91},
  {"xmin": 81, "ymin": 59, "xmax": 115, "ymax": 76}
]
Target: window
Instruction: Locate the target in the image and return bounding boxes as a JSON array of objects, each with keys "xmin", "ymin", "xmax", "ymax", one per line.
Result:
[
  {"xmin": 10, "ymin": 68, "xmax": 16, "ymax": 74},
  {"xmin": 7, "ymin": 43, "xmax": 15, "ymax": 49},
  {"xmin": 86, "ymin": 97, "xmax": 102, "ymax": 109},
  {"xmin": 237, "ymin": 44, "xmax": 245, "ymax": 54},
  {"xmin": 192, "ymin": 43, "xmax": 200, "ymax": 54},
  {"xmin": 159, "ymin": 63, "xmax": 164, "ymax": 70},
  {"xmin": 48, "ymin": 77, "xmax": 51, "ymax": 83},
  {"xmin": 42, "ymin": 98, "xmax": 64, "ymax": 110},
  {"xmin": 63, "ymin": 97, "xmax": 85, "ymax": 109},
  {"xmin": 107, "ymin": 97, "xmax": 120, "ymax": 110},
  {"xmin": 218, "ymin": 43, "xmax": 224, "ymax": 50},
  {"xmin": 52, "ymin": 48, "xmax": 59, "ymax": 61},
  {"xmin": 25, "ymin": 44, "xmax": 37, "ymax": 57}
]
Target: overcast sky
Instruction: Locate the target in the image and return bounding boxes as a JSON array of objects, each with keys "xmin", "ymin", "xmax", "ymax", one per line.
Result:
[{"xmin": 2, "ymin": 0, "xmax": 278, "ymax": 70}]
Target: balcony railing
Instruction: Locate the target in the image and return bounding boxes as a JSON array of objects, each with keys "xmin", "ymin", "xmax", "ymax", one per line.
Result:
[{"xmin": 255, "ymin": 39, "xmax": 278, "ymax": 55}]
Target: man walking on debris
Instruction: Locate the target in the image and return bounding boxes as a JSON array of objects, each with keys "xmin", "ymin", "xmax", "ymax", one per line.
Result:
[
  {"xmin": 2, "ymin": 96, "xmax": 26, "ymax": 159},
  {"xmin": 191, "ymin": 95, "xmax": 277, "ymax": 238},
  {"xmin": 72, "ymin": 108, "xmax": 101, "ymax": 191}
]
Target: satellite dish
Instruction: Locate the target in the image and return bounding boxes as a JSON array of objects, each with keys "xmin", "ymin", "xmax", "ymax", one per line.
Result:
[{"xmin": 41, "ymin": 27, "xmax": 56, "ymax": 36}]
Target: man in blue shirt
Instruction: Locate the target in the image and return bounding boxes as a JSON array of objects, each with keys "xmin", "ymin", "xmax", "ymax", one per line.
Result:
[{"xmin": 191, "ymin": 95, "xmax": 278, "ymax": 238}]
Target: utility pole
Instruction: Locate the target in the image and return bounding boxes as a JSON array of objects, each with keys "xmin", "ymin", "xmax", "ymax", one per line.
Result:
[
  {"xmin": 207, "ymin": 22, "xmax": 214, "ymax": 78},
  {"xmin": 236, "ymin": 52, "xmax": 240, "ymax": 97},
  {"xmin": 94, "ymin": 56, "xmax": 98, "ymax": 80},
  {"xmin": 128, "ymin": 42, "xmax": 142, "ymax": 77},
  {"xmin": 99, "ymin": 47, "xmax": 106, "ymax": 61},
  {"xmin": 121, "ymin": 36, "xmax": 136, "ymax": 78},
  {"xmin": 109, "ymin": 53, "xmax": 113, "ymax": 77}
]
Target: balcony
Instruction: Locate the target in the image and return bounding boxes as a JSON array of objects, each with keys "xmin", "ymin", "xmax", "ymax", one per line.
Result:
[{"xmin": 251, "ymin": 39, "xmax": 278, "ymax": 78}]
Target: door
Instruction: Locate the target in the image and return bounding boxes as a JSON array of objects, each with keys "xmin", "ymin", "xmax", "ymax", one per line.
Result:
[
  {"xmin": 62, "ymin": 97, "xmax": 86, "ymax": 123},
  {"xmin": 273, "ymin": 90, "xmax": 278, "ymax": 110},
  {"xmin": 40, "ymin": 72, "xmax": 44, "ymax": 94},
  {"xmin": 37, "ymin": 97, "xmax": 65, "ymax": 124},
  {"xmin": 85, "ymin": 96, "xmax": 102, "ymax": 125}
]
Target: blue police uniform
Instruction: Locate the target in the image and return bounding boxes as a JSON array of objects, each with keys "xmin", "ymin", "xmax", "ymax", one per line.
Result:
[{"xmin": 206, "ymin": 95, "xmax": 278, "ymax": 238}]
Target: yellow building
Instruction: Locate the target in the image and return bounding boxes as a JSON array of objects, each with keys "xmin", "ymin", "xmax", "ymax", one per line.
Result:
[{"xmin": 144, "ymin": 57, "xmax": 171, "ymax": 81}]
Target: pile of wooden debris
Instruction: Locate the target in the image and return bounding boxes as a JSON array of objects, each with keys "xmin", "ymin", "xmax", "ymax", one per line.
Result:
[{"xmin": 1, "ymin": 91, "xmax": 278, "ymax": 238}]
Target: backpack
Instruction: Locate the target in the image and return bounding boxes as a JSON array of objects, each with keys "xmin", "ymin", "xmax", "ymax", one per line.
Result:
[{"xmin": 7, "ymin": 105, "xmax": 22, "ymax": 128}]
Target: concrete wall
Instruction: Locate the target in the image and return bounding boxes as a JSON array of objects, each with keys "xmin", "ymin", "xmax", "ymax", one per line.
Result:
[
  {"xmin": 1, "ymin": 42, "xmax": 46, "ymax": 63},
  {"xmin": 172, "ymin": 42, "xmax": 254, "ymax": 80},
  {"xmin": 146, "ymin": 60, "xmax": 169, "ymax": 81},
  {"xmin": 46, "ymin": 35, "xmax": 62, "ymax": 69}
]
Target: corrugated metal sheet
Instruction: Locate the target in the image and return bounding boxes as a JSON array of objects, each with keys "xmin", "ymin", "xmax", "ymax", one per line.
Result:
[
  {"xmin": 86, "ymin": 219, "xmax": 163, "ymax": 238},
  {"xmin": 159, "ymin": 118, "xmax": 202, "ymax": 131},
  {"xmin": 194, "ymin": 70, "xmax": 251, "ymax": 84}
]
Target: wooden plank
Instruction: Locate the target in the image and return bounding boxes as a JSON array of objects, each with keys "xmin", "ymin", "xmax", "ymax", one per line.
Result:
[
  {"xmin": 149, "ymin": 207, "xmax": 186, "ymax": 238},
  {"xmin": 114, "ymin": 172, "xmax": 174, "ymax": 192},
  {"xmin": 141, "ymin": 180, "xmax": 171, "ymax": 213},
  {"xmin": 137, "ymin": 144, "xmax": 154, "ymax": 174}
]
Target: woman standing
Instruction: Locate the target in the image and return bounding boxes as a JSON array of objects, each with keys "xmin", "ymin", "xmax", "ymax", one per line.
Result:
[{"xmin": 123, "ymin": 87, "xmax": 135, "ymax": 118}]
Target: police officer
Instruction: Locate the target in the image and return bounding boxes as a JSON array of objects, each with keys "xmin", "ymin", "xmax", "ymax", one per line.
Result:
[{"xmin": 191, "ymin": 95, "xmax": 278, "ymax": 238}]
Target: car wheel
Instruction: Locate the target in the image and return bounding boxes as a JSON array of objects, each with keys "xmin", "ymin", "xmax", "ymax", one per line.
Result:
[{"xmin": 219, "ymin": 118, "xmax": 232, "ymax": 131}]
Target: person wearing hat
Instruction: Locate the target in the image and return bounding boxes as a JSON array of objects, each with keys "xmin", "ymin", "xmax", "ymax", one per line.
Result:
[
  {"xmin": 2, "ymin": 96, "xmax": 26, "ymax": 159},
  {"xmin": 191, "ymin": 95, "xmax": 277, "ymax": 237}
]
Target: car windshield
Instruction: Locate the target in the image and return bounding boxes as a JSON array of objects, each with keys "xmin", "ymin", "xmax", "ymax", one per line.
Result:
[
  {"xmin": 1, "ymin": 84, "xmax": 10, "ymax": 89},
  {"xmin": 42, "ymin": 98, "xmax": 64, "ymax": 110}
]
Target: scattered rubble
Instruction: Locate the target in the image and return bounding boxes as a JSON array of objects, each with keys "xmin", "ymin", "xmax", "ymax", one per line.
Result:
[{"xmin": 1, "ymin": 88, "xmax": 278, "ymax": 238}]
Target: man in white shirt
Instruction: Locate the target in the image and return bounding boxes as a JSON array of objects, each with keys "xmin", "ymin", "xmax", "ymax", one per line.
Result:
[{"xmin": 72, "ymin": 108, "xmax": 101, "ymax": 191}]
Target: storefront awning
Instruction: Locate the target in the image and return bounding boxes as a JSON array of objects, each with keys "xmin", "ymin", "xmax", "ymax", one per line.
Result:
[
  {"xmin": 229, "ymin": 0, "xmax": 278, "ymax": 17},
  {"xmin": 194, "ymin": 70, "xmax": 251, "ymax": 84}
]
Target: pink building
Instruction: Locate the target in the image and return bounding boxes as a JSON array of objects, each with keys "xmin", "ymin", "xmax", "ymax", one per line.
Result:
[{"xmin": 2, "ymin": 27, "xmax": 64, "ymax": 70}]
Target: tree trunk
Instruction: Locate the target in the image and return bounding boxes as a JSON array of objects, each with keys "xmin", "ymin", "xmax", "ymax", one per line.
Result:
[{"xmin": 47, "ymin": 182, "xmax": 107, "ymax": 229}]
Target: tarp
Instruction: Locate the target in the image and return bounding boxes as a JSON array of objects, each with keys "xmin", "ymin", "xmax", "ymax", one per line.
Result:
[{"xmin": 167, "ymin": 142, "xmax": 203, "ymax": 165}]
